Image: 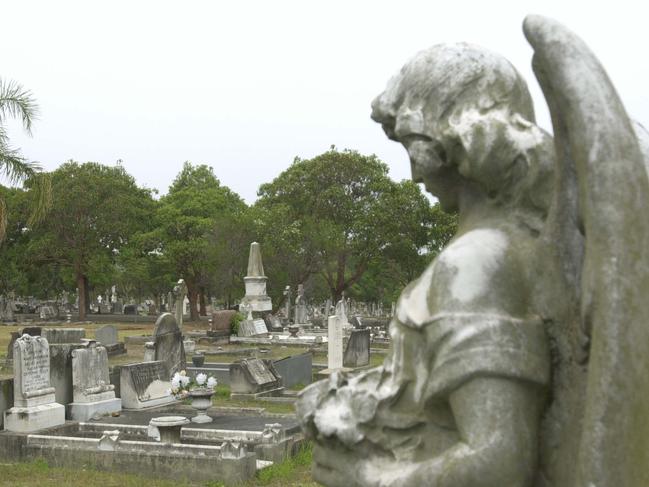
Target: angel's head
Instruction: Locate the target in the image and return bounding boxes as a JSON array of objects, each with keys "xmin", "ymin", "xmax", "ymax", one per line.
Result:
[{"xmin": 371, "ymin": 43, "xmax": 554, "ymax": 218}]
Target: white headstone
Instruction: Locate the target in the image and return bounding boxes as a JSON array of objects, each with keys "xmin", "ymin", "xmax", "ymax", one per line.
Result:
[
  {"xmin": 4, "ymin": 335, "xmax": 65, "ymax": 432},
  {"xmin": 68, "ymin": 342, "xmax": 121, "ymax": 421},
  {"xmin": 327, "ymin": 315, "xmax": 343, "ymax": 369}
]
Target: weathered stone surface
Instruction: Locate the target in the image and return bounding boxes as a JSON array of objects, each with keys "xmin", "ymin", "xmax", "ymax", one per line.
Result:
[
  {"xmin": 42, "ymin": 328, "xmax": 85, "ymax": 344},
  {"xmin": 241, "ymin": 242, "xmax": 272, "ymax": 312},
  {"xmin": 49, "ymin": 343, "xmax": 86, "ymax": 406},
  {"xmin": 238, "ymin": 319, "xmax": 268, "ymax": 337},
  {"xmin": 229, "ymin": 358, "xmax": 283, "ymax": 396},
  {"xmin": 96, "ymin": 325, "xmax": 118, "ymax": 346},
  {"xmin": 297, "ymin": 16, "xmax": 649, "ymax": 487},
  {"xmin": 273, "ymin": 353, "xmax": 312, "ymax": 388},
  {"xmin": 68, "ymin": 342, "xmax": 121, "ymax": 421},
  {"xmin": 120, "ymin": 361, "xmax": 175, "ymax": 409},
  {"xmin": 212, "ymin": 310, "xmax": 236, "ymax": 332},
  {"xmin": 327, "ymin": 315, "xmax": 343, "ymax": 369},
  {"xmin": 152, "ymin": 313, "xmax": 185, "ymax": 376},
  {"xmin": 4, "ymin": 335, "xmax": 65, "ymax": 432},
  {"xmin": 342, "ymin": 329, "xmax": 370, "ymax": 368}
]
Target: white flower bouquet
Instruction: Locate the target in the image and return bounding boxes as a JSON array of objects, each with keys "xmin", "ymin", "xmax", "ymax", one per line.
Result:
[{"xmin": 169, "ymin": 370, "xmax": 218, "ymax": 399}]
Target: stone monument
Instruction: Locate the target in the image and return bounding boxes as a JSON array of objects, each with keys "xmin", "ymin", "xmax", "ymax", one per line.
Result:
[
  {"xmin": 294, "ymin": 284, "xmax": 308, "ymax": 325},
  {"xmin": 152, "ymin": 313, "xmax": 186, "ymax": 376},
  {"xmin": 326, "ymin": 315, "xmax": 343, "ymax": 370},
  {"xmin": 68, "ymin": 341, "xmax": 121, "ymax": 421},
  {"xmin": 4, "ymin": 335, "xmax": 65, "ymax": 432},
  {"xmin": 173, "ymin": 279, "xmax": 187, "ymax": 330},
  {"xmin": 240, "ymin": 242, "xmax": 272, "ymax": 312},
  {"xmin": 297, "ymin": 16, "xmax": 649, "ymax": 486}
]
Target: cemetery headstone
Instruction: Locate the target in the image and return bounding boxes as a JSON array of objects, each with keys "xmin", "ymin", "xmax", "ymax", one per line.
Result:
[
  {"xmin": 4, "ymin": 335, "xmax": 65, "ymax": 432},
  {"xmin": 343, "ymin": 329, "xmax": 370, "ymax": 368},
  {"xmin": 68, "ymin": 341, "xmax": 121, "ymax": 420},
  {"xmin": 173, "ymin": 279, "xmax": 187, "ymax": 330},
  {"xmin": 123, "ymin": 304, "xmax": 137, "ymax": 315},
  {"xmin": 42, "ymin": 328, "xmax": 85, "ymax": 344},
  {"xmin": 211, "ymin": 310, "xmax": 236, "ymax": 332},
  {"xmin": 230, "ymin": 358, "xmax": 283, "ymax": 397},
  {"xmin": 273, "ymin": 353, "xmax": 313, "ymax": 388},
  {"xmin": 152, "ymin": 313, "xmax": 186, "ymax": 375},
  {"xmin": 96, "ymin": 324, "xmax": 118, "ymax": 346},
  {"xmin": 327, "ymin": 315, "xmax": 343, "ymax": 369},
  {"xmin": 95, "ymin": 324, "xmax": 126, "ymax": 356},
  {"xmin": 120, "ymin": 361, "xmax": 176, "ymax": 409}
]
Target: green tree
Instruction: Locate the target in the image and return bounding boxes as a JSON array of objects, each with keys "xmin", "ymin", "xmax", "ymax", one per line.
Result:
[
  {"xmin": 0, "ymin": 78, "xmax": 51, "ymax": 240},
  {"xmin": 147, "ymin": 162, "xmax": 247, "ymax": 320},
  {"xmin": 27, "ymin": 161, "xmax": 155, "ymax": 320},
  {"xmin": 255, "ymin": 147, "xmax": 437, "ymax": 303}
]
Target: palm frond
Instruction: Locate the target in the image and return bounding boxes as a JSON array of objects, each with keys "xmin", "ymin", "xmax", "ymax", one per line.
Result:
[
  {"xmin": 26, "ymin": 172, "xmax": 52, "ymax": 227},
  {"xmin": 0, "ymin": 78, "xmax": 39, "ymax": 134}
]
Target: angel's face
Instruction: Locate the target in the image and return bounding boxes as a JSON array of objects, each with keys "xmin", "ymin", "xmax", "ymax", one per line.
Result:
[{"xmin": 386, "ymin": 101, "xmax": 461, "ymax": 211}]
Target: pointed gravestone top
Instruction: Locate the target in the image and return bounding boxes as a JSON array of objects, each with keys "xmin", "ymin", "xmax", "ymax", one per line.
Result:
[{"xmin": 246, "ymin": 242, "xmax": 265, "ymax": 277}]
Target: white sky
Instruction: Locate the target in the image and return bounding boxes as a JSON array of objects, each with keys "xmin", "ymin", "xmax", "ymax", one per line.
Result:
[{"xmin": 2, "ymin": 0, "xmax": 648, "ymax": 203}]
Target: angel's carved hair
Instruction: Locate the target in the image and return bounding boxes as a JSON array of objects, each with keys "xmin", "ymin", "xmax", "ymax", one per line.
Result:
[{"xmin": 372, "ymin": 43, "xmax": 555, "ymax": 224}]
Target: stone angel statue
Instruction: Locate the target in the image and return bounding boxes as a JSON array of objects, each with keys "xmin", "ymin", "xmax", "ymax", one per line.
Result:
[{"xmin": 296, "ymin": 15, "xmax": 649, "ymax": 487}]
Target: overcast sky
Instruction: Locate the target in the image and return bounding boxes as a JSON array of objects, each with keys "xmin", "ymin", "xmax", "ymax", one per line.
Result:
[{"xmin": 2, "ymin": 0, "xmax": 648, "ymax": 203}]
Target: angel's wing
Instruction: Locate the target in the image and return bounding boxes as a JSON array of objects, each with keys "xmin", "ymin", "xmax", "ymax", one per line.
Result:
[{"xmin": 524, "ymin": 15, "xmax": 649, "ymax": 487}]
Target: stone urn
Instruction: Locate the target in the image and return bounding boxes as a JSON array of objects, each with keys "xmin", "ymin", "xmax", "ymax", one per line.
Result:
[
  {"xmin": 189, "ymin": 388, "xmax": 214, "ymax": 423},
  {"xmin": 288, "ymin": 325, "xmax": 300, "ymax": 338},
  {"xmin": 192, "ymin": 353, "xmax": 205, "ymax": 367}
]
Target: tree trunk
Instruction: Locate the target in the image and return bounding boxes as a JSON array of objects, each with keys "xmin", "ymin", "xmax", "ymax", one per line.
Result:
[
  {"xmin": 186, "ymin": 280, "xmax": 200, "ymax": 322},
  {"xmin": 199, "ymin": 287, "xmax": 207, "ymax": 316},
  {"xmin": 83, "ymin": 275, "xmax": 90, "ymax": 316},
  {"xmin": 77, "ymin": 272, "xmax": 87, "ymax": 321}
]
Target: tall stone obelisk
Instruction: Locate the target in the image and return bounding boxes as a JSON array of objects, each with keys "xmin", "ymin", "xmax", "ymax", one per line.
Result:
[{"xmin": 241, "ymin": 242, "xmax": 272, "ymax": 312}]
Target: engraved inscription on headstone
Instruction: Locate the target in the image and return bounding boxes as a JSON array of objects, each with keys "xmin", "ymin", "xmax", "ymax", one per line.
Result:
[
  {"xmin": 19, "ymin": 337, "xmax": 51, "ymax": 395},
  {"xmin": 252, "ymin": 319, "xmax": 268, "ymax": 335},
  {"xmin": 246, "ymin": 358, "xmax": 276, "ymax": 385},
  {"xmin": 131, "ymin": 362, "xmax": 168, "ymax": 400}
]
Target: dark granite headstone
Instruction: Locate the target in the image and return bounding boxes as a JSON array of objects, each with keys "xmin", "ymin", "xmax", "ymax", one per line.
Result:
[
  {"xmin": 123, "ymin": 304, "xmax": 137, "ymax": 315},
  {"xmin": 153, "ymin": 313, "xmax": 186, "ymax": 376},
  {"xmin": 273, "ymin": 353, "xmax": 312, "ymax": 388},
  {"xmin": 343, "ymin": 329, "xmax": 370, "ymax": 368}
]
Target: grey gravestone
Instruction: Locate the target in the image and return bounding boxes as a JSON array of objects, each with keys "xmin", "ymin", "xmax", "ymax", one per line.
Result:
[
  {"xmin": 152, "ymin": 313, "xmax": 186, "ymax": 376},
  {"xmin": 273, "ymin": 353, "xmax": 312, "ymax": 388},
  {"xmin": 212, "ymin": 310, "xmax": 236, "ymax": 332},
  {"xmin": 68, "ymin": 342, "xmax": 121, "ymax": 420},
  {"xmin": 96, "ymin": 325, "xmax": 118, "ymax": 346},
  {"xmin": 4, "ymin": 335, "xmax": 65, "ymax": 432},
  {"xmin": 120, "ymin": 361, "xmax": 175, "ymax": 409},
  {"xmin": 343, "ymin": 329, "xmax": 370, "ymax": 368},
  {"xmin": 49, "ymin": 343, "xmax": 85, "ymax": 405},
  {"xmin": 230, "ymin": 358, "xmax": 283, "ymax": 396},
  {"xmin": 42, "ymin": 328, "xmax": 85, "ymax": 344}
]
